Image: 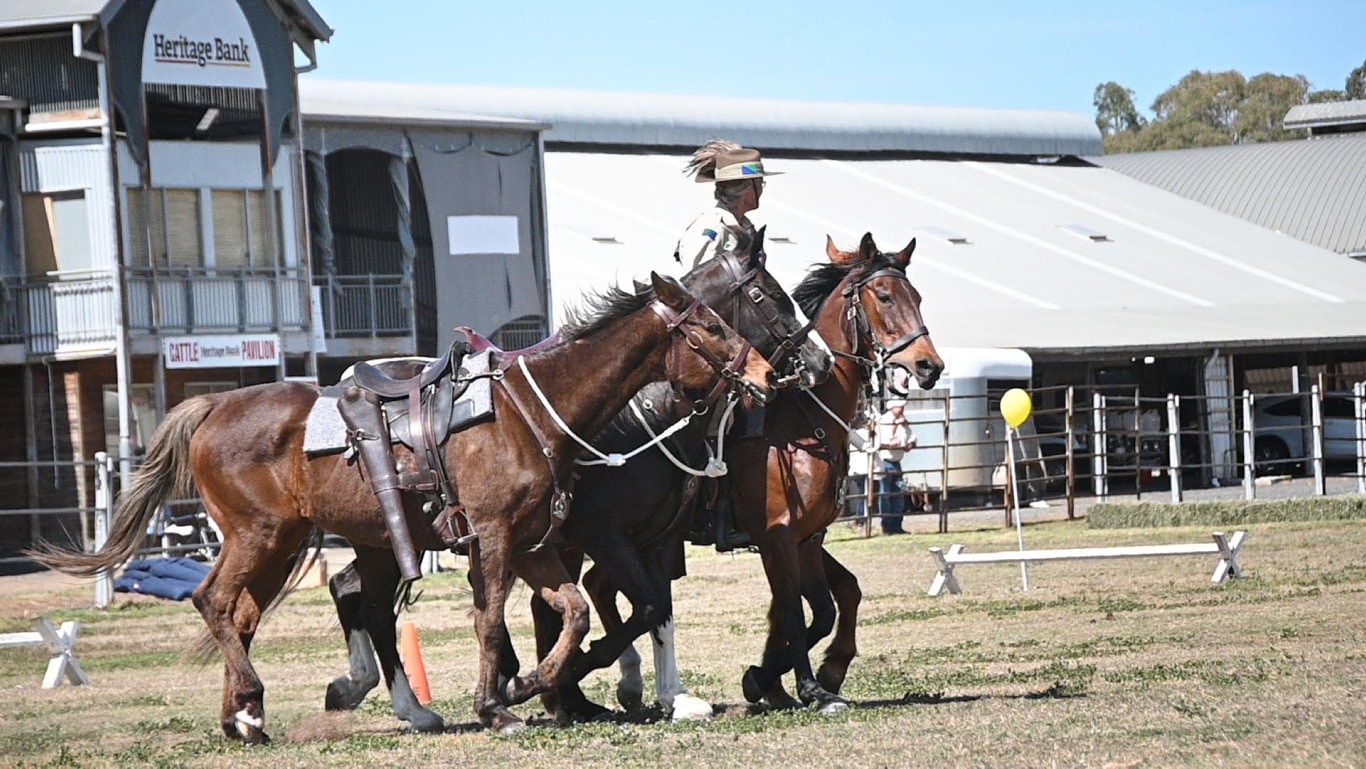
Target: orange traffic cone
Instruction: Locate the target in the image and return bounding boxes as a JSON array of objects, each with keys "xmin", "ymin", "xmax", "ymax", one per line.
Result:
[{"xmin": 399, "ymin": 620, "xmax": 432, "ymax": 704}]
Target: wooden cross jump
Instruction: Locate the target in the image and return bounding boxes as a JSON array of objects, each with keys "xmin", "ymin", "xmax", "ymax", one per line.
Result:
[
  {"xmin": 0, "ymin": 617, "xmax": 88, "ymax": 688},
  {"xmin": 927, "ymin": 531, "xmax": 1247, "ymax": 597}
]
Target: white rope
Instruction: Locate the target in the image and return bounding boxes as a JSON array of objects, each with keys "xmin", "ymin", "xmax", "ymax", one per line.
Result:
[
  {"xmin": 515, "ymin": 356, "xmax": 694, "ymax": 468},
  {"xmin": 801, "ymin": 386, "xmax": 877, "ymax": 451},
  {"xmin": 629, "ymin": 396, "xmax": 735, "ymax": 477}
]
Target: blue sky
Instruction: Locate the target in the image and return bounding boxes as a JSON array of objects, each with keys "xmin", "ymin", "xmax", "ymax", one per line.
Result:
[{"xmin": 307, "ymin": 1, "xmax": 1365, "ymax": 118}]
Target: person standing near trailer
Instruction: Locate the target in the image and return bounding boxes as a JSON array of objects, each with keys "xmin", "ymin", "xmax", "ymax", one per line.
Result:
[{"xmin": 875, "ymin": 400, "xmax": 915, "ymax": 534}]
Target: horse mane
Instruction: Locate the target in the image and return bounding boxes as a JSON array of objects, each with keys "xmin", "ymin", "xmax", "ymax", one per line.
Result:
[
  {"xmin": 558, "ymin": 284, "xmax": 653, "ymax": 342},
  {"xmin": 791, "ymin": 250, "xmax": 906, "ymax": 320}
]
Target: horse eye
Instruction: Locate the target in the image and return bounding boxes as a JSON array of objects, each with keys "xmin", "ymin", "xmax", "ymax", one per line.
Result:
[
  {"xmin": 706, "ymin": 323, "xmax": 725, "ymax": 336},
  {"xmin": 876, "ymin": 292, "xmax": 893, "ymax": 304}
]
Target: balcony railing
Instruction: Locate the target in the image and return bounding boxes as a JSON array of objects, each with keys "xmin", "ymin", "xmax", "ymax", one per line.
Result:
[
  {"xmin": 2, "ymin": 270, "xmax": 416, "ymax": 356},
  {"xmin": 314, "ymin": 273, "xmax": 412, "ymax": 339},
  {"xmin": 8, "ymin": 268, "xmax": 316, "ymax": 356}
]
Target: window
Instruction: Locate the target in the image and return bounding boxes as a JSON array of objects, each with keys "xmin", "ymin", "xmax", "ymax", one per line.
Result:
[
  {"xmin": 127, "ymin": 187, "xmax": 201, "ymax": 267},
  {"xmin": 211, "ymin": 188, "xmax": 281, "ymax": 269},
  {"xmin": 22, "ymin": 191, "xmax": 93, "ymax": 274}
]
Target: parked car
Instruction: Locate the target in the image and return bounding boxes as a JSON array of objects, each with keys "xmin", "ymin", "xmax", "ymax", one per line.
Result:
[{"xmin": 1252, "ymin": 394, "xmax": 1364, "ymax": 474}]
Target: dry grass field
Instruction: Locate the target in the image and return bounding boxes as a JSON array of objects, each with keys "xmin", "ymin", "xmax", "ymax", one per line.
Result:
[{"xmin": 2, "ymin": 518, "xmax": 1364, "ymax": 768}]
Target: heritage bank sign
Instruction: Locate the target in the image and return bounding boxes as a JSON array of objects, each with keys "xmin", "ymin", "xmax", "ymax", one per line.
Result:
[{"xmin": 142, "ymin": 0, "xmax": 266, "ymax": 89}]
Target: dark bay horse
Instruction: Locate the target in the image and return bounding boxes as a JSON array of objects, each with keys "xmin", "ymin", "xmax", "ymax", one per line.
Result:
[
  {"xmin": 596, "ymin": 233, "xmax": 943, "ymax": 717},
  {"xmin": 322, "ymin": 229, "xmax": 834, "ymax": 727},
  {"xmin": 33, "ymin": 272, "xmax": 774, "ymax": 741}
]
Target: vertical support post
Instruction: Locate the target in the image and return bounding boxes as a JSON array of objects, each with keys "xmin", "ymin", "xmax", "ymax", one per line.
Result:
[
  {"xmin": 93, "ymin": 452, "xmax": 114, "ymax": 609},
  {"xmin": 1092, "ymin": 392, "xmax": 1108, "ymax": 499},
  {"xmin": 1356, "ymin": 381, "xmax": 1365, "ymax": 496},
  {"xmin": 1242, "ymin": 390, "xmax": 1255, "ymax": 501},
  {"xmin": 1168, "ymin": 393, "xmax": 1182, "ymax": 504},
  {"xmin": 1006, "ymin": 427, "xmax": 1028, "ymax": 592},
  {"xmin": 939, "ymin": 392, "xmax": 952, "ymax": 534},
  {"xmin": 1310, "ymin": 384, "xmax": 1326, "ymax": 496},
  {"xmin": 1064, "ymin": 385, "xmax": 1075, "ymax": 519}
]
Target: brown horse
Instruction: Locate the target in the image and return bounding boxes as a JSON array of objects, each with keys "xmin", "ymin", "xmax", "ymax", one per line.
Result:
[
  {"xmin": 590, "ymin": 233, "xmax": 943, "ymax": 717},
  {"xmin": 728, "ymin": 233, "xmax": 941, "ymax": 712},
  {"xmin": 33, "ymin": 272, "xmax": 774, "ymax": 741}
]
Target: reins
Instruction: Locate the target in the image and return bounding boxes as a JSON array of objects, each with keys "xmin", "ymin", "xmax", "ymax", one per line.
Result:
[{"xmin": 494, "ymin": 296, "xmax": 751, "ymax": 550}]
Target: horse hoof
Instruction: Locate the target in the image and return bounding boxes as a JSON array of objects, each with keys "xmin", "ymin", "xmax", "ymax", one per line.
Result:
[
  {"xmin": 496, "ymin": 718, "xmax": 527, "ymax": 736},
  {"xmin": 407, "ymin": 710, "xmax": 446, "ymax": 734},
  {"xmin": 669, "ymin": 693, "xmax": 714, "ymax": 722},
  {"xmin": 616, "ymin": 684, "xmax": 645, "ymax": 714},
  {"xmin": 325, "ymin": 678, "xmax": 368, "ymax": 711},
  {"xmin": 816, "ymin": 700, "xmax": 850, "ymax": 716},
  {"xmin": 741, "ymin": 666, "xmax": 767, "ymax": 704},
  {"xmin": 230, "ymin": 710, "xmax": 271, "ymax": 745}
]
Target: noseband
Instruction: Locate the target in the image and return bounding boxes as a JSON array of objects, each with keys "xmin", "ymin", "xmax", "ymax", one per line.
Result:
[
  {"xmin": 649, "ymin": 297, "xmax": 753, "ymax": 413},
  {"xmin": 714, "ymin": 250, "xmax": 816, "ymax": 382},
  {"xmin": 837, "ymin": 266, "xmax": 930, "ymax": 370}
]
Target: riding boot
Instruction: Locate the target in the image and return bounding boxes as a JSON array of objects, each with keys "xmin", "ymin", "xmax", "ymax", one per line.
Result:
[
  {"xmin": 339, "ymin": 388, "xmax": 423, "ymax": 585},
  {"xmin": 712, "ymin": 478, "xmax": 750, "ymax": 553}
]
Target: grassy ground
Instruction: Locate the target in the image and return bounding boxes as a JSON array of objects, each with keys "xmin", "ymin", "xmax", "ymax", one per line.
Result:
[{"xmin": 1, "ymin": 518, "xmax": 1364, "ymax": 768}]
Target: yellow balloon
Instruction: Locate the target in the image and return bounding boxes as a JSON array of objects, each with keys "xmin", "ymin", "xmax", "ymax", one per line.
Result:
[{"xmin": 1000, "ymin": 388, "xmax": 1033, "ymax": 429}]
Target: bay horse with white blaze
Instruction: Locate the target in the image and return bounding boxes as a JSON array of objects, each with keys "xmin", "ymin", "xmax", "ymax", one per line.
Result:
[{"xmin": 33, "ymin": 272, "xmax": 774, "ymax": 741}]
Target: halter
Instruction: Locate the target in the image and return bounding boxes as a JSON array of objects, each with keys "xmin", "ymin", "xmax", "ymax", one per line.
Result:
[
  {"xmin": 713, "ymin": 249, "xmax": 816, "ymax": 385},
  {"xmin": 834, "ymin": 265, "xmax": 930, "ymax": 375},
  {"xmin": 649, "ymin": 296, "xmax": 755, "ymax": 413}
]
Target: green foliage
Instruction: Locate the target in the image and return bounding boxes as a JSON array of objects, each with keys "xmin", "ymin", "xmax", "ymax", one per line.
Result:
[
  {"xmin": 1095, "ymin": 59, "xmax": 1366, "ymax": 153},
  {"xmin": 1087, "ymin": 494, "xmax": 1366, "ymax": 529},
  {"xmin": 1093, "ymin": 81, "xmax": 1144, "ymax": 135},
  {"xmin": 1348, "ymin": 59, "xmax": 1366, "ymax": 100}
]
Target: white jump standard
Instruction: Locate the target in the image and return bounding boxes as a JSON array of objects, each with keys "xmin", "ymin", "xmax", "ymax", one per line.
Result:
[
  {"xmin": 927, "ymin": 531, "xmax": 1247, "ymax": 596},
  {"xmin": 0, "ymin": 617, "xmax": 88, "ymax": 688}
]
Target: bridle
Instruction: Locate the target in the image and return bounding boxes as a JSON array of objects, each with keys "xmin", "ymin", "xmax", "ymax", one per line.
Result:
[
  {"xmin": 649, "ymin": 296, "xmax": 755, "ymax": 414},
  {"xmin": 834, "ymin": 264, "xmax": 930, "ymax": 376},
  {"xmin": 711, "ymin": 248, "xmax": 817, "ymax": 388}
]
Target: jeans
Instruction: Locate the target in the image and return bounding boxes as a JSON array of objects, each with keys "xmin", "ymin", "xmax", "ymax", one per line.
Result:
[{"xmin": 879, "ymin": 458, "xmax": 906, "ymax": 533}]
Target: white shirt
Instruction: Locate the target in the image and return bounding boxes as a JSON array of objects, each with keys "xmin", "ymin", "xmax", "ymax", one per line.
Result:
[
  {"xmin": 674, "ymin": 206, "xmax": 750, "ymax": 268},
  {"xmin": 875, "ymin": 410, "xmax": 914, "ymax": 462}
]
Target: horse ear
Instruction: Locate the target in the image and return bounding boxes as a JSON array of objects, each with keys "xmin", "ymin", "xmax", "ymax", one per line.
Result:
[
  {"xmin": 749, "ymin": 225, "xmax": 768, "ymax": 268},
  {"xmin": 858, "ymin": 232, "xmax": 879, "ymax": 262},
  {"xmin": 650, "ymin": 271, "xmax": 689, "ymax": 310},
  {"xmin": 894, "ymin": 238, "xmax": 916, "ymax": 268},
  {"xmin": 826, "ymin": 234, "xmax": 858, "ymax": 266}
]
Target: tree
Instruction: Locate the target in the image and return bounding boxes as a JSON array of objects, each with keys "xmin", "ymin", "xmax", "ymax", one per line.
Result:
[
  {"xmin": 1235, "ymin": 73, "xmax": 1309, "ymax": 143},
  {"xmin": 1347, "ymin": 59, "xmax": 1366, "ymax": 100},
  {"xmin": 1093, "ymin": 81, "xmax": 1144, "ymax": 135},
  {"xmin": 1150, "ymin": 70, "xmax": 1246, "ymax": 137},
  {"xmin": 1308, "ymin": 89, "xmax": 1348, "ymax": 104}
]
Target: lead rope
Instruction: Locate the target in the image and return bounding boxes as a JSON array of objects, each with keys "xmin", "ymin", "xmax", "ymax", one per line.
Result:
[
  {"xmin": 517, "ymin": 355, "xmax": 698, "ymax": 468},
  {"xmin": 628, "ymin": 394, "xmax": 737, "ymax": 477}
]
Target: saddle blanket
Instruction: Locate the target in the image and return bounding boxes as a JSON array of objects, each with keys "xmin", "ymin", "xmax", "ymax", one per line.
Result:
[{"xmin": 302, "ymin": 350, "xmax": 495, "ymax": 455}]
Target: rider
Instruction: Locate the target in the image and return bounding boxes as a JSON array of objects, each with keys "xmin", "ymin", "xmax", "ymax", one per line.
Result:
[{"xmin": 675, "ymin": 140, "xmax": 782, "ymax": 551}]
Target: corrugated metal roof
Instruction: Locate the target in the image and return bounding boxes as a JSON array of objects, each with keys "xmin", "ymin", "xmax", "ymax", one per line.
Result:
[
  {"xmin": 301, "ymin": 86, "xmax": 546, "ymax": 133},
  {"xmin": 0, "ymin": 0, "xmax": 330, "ymax": 41},
  {"xmin": 543, "ymin": 152, "xmax": 1366, "ymax": 358},
  {"xmin": 1091, "ymin": 133, "xmax": 1366, "ymax": 255},
  {"xmin": 0, "ymin": 0, "xmax": 106, "ymax": 28},
  {"xmin": 1284, "ymin": 99, "xmax": 1366, "ymax": 130},
  {"xmin": 300, "ymin": 79, "xmax": 1102, "ymax": 157}
]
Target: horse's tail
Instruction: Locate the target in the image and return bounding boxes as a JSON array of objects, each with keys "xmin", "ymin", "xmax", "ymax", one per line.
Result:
[{"xmin": 28, "ymin": 395, "xmax": 218, "ymax": 577}]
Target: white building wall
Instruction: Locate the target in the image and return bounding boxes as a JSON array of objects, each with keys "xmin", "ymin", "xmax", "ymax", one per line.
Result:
[{"xmin": 18, "ymin": 139, "xmax": 117, "ymax": 272}]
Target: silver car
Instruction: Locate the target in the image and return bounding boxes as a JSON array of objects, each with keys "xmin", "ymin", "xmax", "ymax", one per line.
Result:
[{"xmin": 1252, "ymin": 394, "xmax": 1364, "ymax": 473}]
